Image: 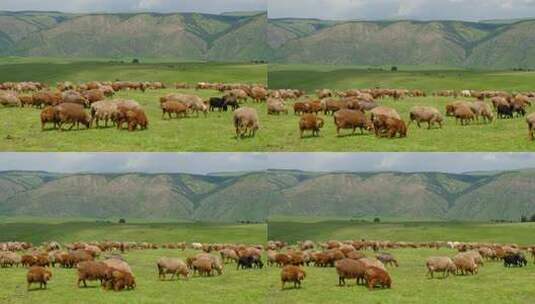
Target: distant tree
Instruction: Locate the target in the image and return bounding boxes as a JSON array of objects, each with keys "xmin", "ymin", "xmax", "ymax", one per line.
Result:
[
  {"xmin": 521, "ymin": 215, "xmax": 528, "ymax": 223},
  {"xmin": 118, "ymin": 218, "xmax": 126, "ymax": 224},
  {"xmin": 373, "ymin": 217, "xmax": 381, "ymax": 223},
  {"xmin": 530, "ymin": 214, "xmax": 535, "ymax": 222},
  {"xmin": 132, "ymin": 58, "xmax": 140, "ymax": 64},
  {"xmin": 391, "ymin": 66, "xmax": 398, "ymax": 72}
]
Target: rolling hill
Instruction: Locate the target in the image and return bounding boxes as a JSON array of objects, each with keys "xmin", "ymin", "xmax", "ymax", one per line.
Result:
[
  {"xmin": 0, "ymin": 11, "xmax": 267, "ymax": 62},
  {"xmin": 1, "ymin": 169, "xmax": 534, "ymax": 221},
  {"xmin": 268, "ymin": 18, "xmax": 535, "ymax": 69}
]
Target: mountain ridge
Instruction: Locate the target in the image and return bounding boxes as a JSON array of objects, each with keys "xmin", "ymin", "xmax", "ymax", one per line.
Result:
[{"xmin": 1, "ymin": 169, "xmax": 534, "ymax": 222}]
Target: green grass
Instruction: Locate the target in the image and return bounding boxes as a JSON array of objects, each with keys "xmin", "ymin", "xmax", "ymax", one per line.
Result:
[
  {"xmin": 264, "ymin": 219, "xmax": 535, "ymax": 304},
  {"xmin": 268, "ymin": 220, "xmax": 535, "ymax": 245},
  {"xmin": 3, "ymin": 60, "xmax": 535, "ymax": 151},
  {"xmin": 0, "ymin": 219, "xmax": 268, "ymax": 304},
  {"xmin": 2, "ymin": 219, "xmax": 535, "ymax": 303}
]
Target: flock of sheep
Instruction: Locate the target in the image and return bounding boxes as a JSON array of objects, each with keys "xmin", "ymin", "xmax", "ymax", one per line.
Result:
[
  {"xmin": 2, "ymin": 81, "xmax": 535, "ymax": 141},
  {"xmin": 1, "ymin": 239, "xmax": 534, "ymax": 293}
]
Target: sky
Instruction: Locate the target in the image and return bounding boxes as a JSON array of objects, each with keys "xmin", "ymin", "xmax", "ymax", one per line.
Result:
[
  {"xmin": 0, "ymin": 0, "xmax": 266, "ymax": 14},
  {"xmin": 1, "ymin": 153, "xmax": 534, "ymax": 175},
  {"xmin": 268, "ymin": 0, "xmax": 535, "ymax": 21}
]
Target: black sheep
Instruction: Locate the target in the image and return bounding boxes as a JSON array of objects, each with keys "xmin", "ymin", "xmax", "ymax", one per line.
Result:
[{"xmin": 504, "ymin": 254, "xmax": 527, "ymax": 267}]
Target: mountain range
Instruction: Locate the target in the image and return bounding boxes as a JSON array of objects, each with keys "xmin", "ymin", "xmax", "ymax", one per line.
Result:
[
  {"xmin": 267, "ymin": 18, "xmax": 535, "ymax": 69},
  {"xmin": 1, "ymin": 169, "xmax": 534, "ymax": 222},
  {"xmin": 0, "ymin": 11, "xmax": 267, "ymax": 61}
]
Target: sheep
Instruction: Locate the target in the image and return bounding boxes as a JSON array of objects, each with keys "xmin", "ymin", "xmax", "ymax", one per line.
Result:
[
  {"xmin": 27, "ymin": 266, "xmax": 52, "ymax": 290},
  {"xmin": 116, "ymin": 107, "xmax": 148, "ymax": 132},
  {"xmin": 233, "ymin": 107, "xmax": 259, "ymax": 138},
  {"xmin": 77, "ymin": 261, "xmax": 111, "ymax": 287},
  {"xmin": 40, "ymin": 106, "xmax": 58, "ymax": 130},
  {"xmin": 299, "ymin": 114, "xmax": 324, "ymax": 138},
  {"xmin": 527, "ymin": 113, "xmax": 535, "ymax": 140},
  {"xmin": 364, "ymin": 266, "xmax": 391, "ymax": 290},
  {"xmin": 335, "ymin": 258, "xmax": 367, "ymax": 286},
  {"xmin": 408, "ymin": 106, "xmax": 443, "ymax": 129},
  {"xmin": 157, "ymin": 257, "xmax": 189, "ymax": 280},
  {"xmin": 373, "ymin": 115, "xmax": 407, "ymax": 138},
  {"xmin": 160, "ymin": 100, "xmax": 189, "ymax": 119},
  {"xmin": 334, "ymin": 109, "xmax": 373, "ymax": 135},
  {"xmin": 376, "ymin": 253, "xmax": 399, "ymax": 267},
  {"xmin": 89, "ymin": 100, "xmax": 118, "ymax": 128},
  {"xmin": 0, "ymin": 91, "xmax": 21, "ymax": 107},
  {"xmin": 281, "ymin": 265, "xmax": 306, "ymax": 289},
  {"xmin": 426, "ymin": 256, "xmax": 456, "ymax": 279},
  {"xmin": 454, "ymin": 105, "xmax": 476, "ymax": 125},
  {"xmin": 102, "ymin": 258, "xmax": 133, "ymax": 275},
  {"xmin": 0, "ymin": 251, "xmax": 21, "ymax": 267},
  {"xmin": 55, "ymin": 103, "xmax": 91, "ymax": 131},
  {"xmin": 104, "ymin": 269, "xmax": 136, "ymax": 291},
  {"xmin": 453, "ymin": 254, "xmax": 478, "ymax": 276},
  {"xmin": 267, "ymin": 98, "xmax": 288, "ymax": 115}
]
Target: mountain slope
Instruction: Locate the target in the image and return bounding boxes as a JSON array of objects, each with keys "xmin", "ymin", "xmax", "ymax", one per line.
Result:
[
  {"xmin": 1, "ymin": 170, "xmax": 534, "ymax": 221},
  {"xmin": 268, "ymin": 18, "xmax": 535, "ymax": 68},
  {"xmin": 0, "ymin": 11, "xmax": 267, "ymax": 61}
]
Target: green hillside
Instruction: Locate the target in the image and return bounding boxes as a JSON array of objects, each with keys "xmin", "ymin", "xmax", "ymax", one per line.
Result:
[
  {"xmin": 0, "ymin": 11, "xmax": 267, "ymax": 61},
  {"xmin": 268, "ymin": 18, "xmax": 535, "ymax": 69},
  {"xmin": 1, "ymin": 169, "xmax": 534, "ymax": 221}
]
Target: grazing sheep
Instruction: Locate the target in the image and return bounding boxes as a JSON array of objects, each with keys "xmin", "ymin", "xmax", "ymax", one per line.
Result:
[
  {"xmin": 233, "ymin": 107, "xmax": 259, "ymax": 138},
  {"xmin": 0, "ymin": 91, "xmax": 21, "ymax": 107},
  {"xmin": 426, "ymin": 256, "xmax": 456, "ymax": 279},
  {"xmin": 370, "ymin": 106, "xmax": 401, "ymax": 121},
  {"xmin": 0, "ymin": 251, "xmax": 21, "ymax": 267},
  {"xmin": 267, "ymin": 98, "xmax": 288, "ymax": 115},
  {"xmin": 55, "ymin": 103, "xmax": 91, "ymax": 130},
  {"xmin": 161, "ymin": 100, "xmax": 188, "ymax": 119},
  {"xmin": 104, "ymin": 269, "xmax": 136, "ymax": 291},
  {"xmin": 40, "ymin": 106, "xmax": 58, "ymax": 130},
  {"xmin": 220, "ymin": 249, "xmax": 239, "ymax": 264},
  {"xmin": 157, "ymin": 257, "xmax": 189, "ymax": 280},
  {"xmin": 503, "ymin": 253, "xmax": 527, "ymax": 268},
  {"xmin": 27, "ymin": 266, "xmax": 52, "ymax": 290},
  {"xmin": 373, "ymin": 115, "xmax": 407, "ymax": 138},
  {"xmin": 526, "ymin": 113, "xmax": 535, "ymax": 140},
  {"xmin": 334, "ymin": 109, "xmax": 373, "ymax": 136},
  {"xmin": 116, "ymin": 108, "xmax": 148, "ymax": 132},
  {"xmin": 472, "ymin": 101, "xmax": 494, "ymax": 123},
  {"xmin": 90, "ymin": 100, "xmax": 118, "ymax": 128},
  {"xmin": 102, "ymin": 258, "xmax": 133, "ymax": 275},
  {"xmin": 62, "ymin": 90, "xmax": 89, "ymax": 108},
  {"xmin": 453, "ymin": 254, "xmax": 478, "ymax": 276},
  {"xmin": 77, "ymin": 261, "xmax": 111, "ymax": 287},
  {"xmin": 364, "ymin": 266, "xmax": 391, "ymax": 290},
  {"xmin": 376, "ymin": 253, "xmax": 399, "ymax": 267},
  {"xmin": 409, "ymin": 106, "xmax": 443, "ymax": 129},
  {"xmin": 299, "ymin": 114, "xmax": 324, "ymax": 138},
  {"xmin": 335, "ymin": 258, "xmax": 367, "ymax": 286},
  {"xmin": 281, "ymin": 265, "xmax": 306, "ymax": 289},
  {"xmin": 454, "ymin": 105, "xmax": 476, "ymax": 125}
]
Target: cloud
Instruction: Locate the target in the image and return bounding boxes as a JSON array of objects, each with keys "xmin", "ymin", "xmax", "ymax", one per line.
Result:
[
  {"xmin": 0, "ymin": 0, "xmax": 267, "ymax": 14},
  {"xmin": 268, "ymin": 0, "xmax": 535, "ymax": 21},
  {"xmin": 1, "ymin": 153, "xmax": 535, "ymax": 175}
]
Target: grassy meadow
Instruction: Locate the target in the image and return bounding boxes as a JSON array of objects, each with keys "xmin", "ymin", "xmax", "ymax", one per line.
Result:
[
  {"xmin": 265, "ymin": 219, "xmax": 535, "ymax": 304},
  {"xmin": 2, "ymin": 59, "xmax": 535, "ymax": 151},
  {"xmin": 0, "ymin": 219, "xmax": 267, "ymax": 304}
]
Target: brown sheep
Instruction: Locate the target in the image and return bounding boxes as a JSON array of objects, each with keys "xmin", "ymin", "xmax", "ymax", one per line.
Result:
[
  {"xmin": 27, "ymin": 266, "xmax": 52, "ymax": 290},
  {"xmin": 62, "ymin": 90, "xmax": 89, "ymax": 107},
  {"xmin": 267, "ymin": 98, "xmax": 288, "ymax": 115},
  {"xmin": 364, "ymin": 266, "xmax": 391, "ymax": 290},
  {"xmin": 32, "ymin": 91, "xmax": 62, "ymax": 108},
  {"xmin": 274, "ymin": 253, "xmax": 291, "ymax": 267},
  {"xmin": 77, "ymin": 261, "xmax": 111, "ymax": 287},
  {"xmin": 281, "ymin": 265, "xmax": 306, "ymax": 289},
  {"xmin": 426, "ymin": 256, "xmax": 456, "ymax": 278},
  {"xmin": 335, "ymin": 258, "xmax": 367, "ymax": 286},
  {"xmin": 334, "ymin": 109, "xmax": 373, "ymax": 136},
  {"xmin": 90, "ymin": 100, "xmax": 118, "ymax": 128},
  {"xmin": 299, "ymin": 114, "xmax": 324, "ymax": 138},
  {"xmin": 293, "ymin": 102, "xmax": 308, "ymax": 115},
  {"xmin": 373, "ymin": 115, "xmax": 407, "ymax": 138},
  {"xmin": 40, "ymin": 106, "xmax": 58, "ymax": 130},
  {"xmin": 192, "ymin": 258, "xmax": 214, "ymax": 277},
  {"xmin": 55, "ymin": 103, "xmax": 91, "ymax": 130},
  {"xmin": 527, "ymin": 113, "xmax": 535, "ymax": 140},
  {"xmin": 453, "ymin": 254, "xmax": 478, "ymax": 276},
  {"xmin": 234, "ymin": 107, "xmax": 259, "ymax": 138},
  {"xmin": 409, "ymin": 106, "xmax": 443, "ymax": 129},
  {"xmin": 157, "ymin": 257, "xmax": 189, "ymax": 280},
  {"xmin": 370, "ymin": 106, "xmax": 401, "ymax": 121},
  {"xmin": 161, "ymin": 100, "xmax": 189, "ymax": 119},
  {"xmin": 0, "ymin": 91, "xmax": 21, "ymax": 107},
  {"xmin": 104, "ymin": 269, "xmax": 136, "ymax": 291},
  {"xmin": 454, "ymin": 105, "xmax": 476, "ymax": 126},
  {"xmin": 472, "ymin": 101, "xmax": 494, "ymax": 123},
  {"xmin": 82, "ymin": 89, "xmax": 105, "ymax": 105},
  {"xmin": 116, "ymin": 108, "xmax": 148, "ymax": 132}
]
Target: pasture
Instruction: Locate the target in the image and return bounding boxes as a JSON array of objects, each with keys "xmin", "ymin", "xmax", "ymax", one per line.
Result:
[
  {"xmin": 0, "ymin": 219, "xmax": 267, "ymax": 304},
  {"xmin": 2, "ymin": 60, "xmax": 535, "ymax": 151},
  {"xmin": 265, "ymin": 220, "xmax": 535, "ymax": 304}
]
